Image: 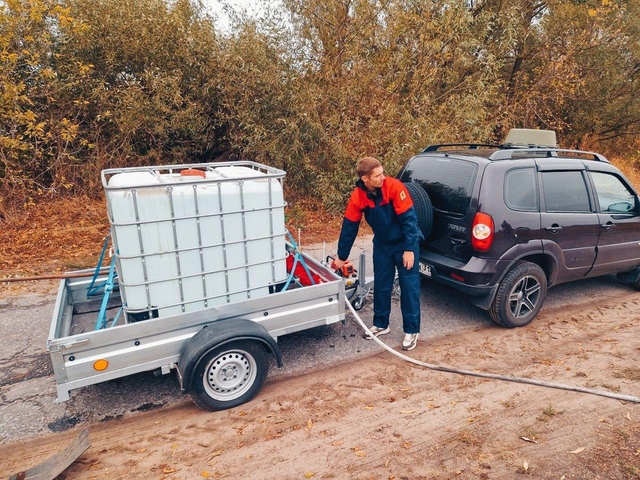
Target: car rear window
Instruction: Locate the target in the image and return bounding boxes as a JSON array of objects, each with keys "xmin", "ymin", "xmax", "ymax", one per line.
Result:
[
  {"xmin": 505, "ymin": 168, "xmax": 538, "ymax": 211},
  {"xmin": 399, "ymin": 156, "xmax": 478, "ymax": 216}
]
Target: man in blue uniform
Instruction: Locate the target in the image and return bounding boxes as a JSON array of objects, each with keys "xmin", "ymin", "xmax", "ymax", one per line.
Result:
[{"xmin": 333, "ymin": 157, "xmax": 423, "ymax": 351}]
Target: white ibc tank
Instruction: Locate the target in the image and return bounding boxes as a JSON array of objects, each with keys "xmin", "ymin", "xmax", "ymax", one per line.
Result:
[{"xmin": 105, "ymin": 164, "xmax": 287, "ymax": 319}]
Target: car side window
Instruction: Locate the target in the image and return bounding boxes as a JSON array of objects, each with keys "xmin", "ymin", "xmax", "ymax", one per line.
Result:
[
  {"xmin": 541, "ymin": 171, "xmax": 591, "ymax": 212},
  {"xmin": 590, "ymin": 171, "xmax": 636, "ymax": 214},
  {"xmin": 505, "ymin": 168, "xmax": 538, "ymax": 211}
]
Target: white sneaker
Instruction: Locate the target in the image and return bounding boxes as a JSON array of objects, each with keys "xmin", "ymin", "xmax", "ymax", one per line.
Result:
[
  {"xmin": 402, "ymin": 333, "xmax": 419, "ymax": 351},
  {"xmin": 364, "ymin": 326, "xmax": 390, "ymax": 340}
]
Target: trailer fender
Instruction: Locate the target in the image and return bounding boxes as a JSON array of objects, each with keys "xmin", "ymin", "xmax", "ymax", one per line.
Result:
[{"xmin": 178, "ymin": 319, "xmax": 282, "ymax": 394}]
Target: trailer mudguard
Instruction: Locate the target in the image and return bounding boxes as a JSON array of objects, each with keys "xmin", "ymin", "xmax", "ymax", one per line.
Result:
[{"xmin": 178, "ymin": 319, "xmax": 283, "ymax": 393}]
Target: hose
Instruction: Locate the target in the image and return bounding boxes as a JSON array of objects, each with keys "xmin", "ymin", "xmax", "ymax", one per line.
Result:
[
  {"xmin": 346, "ymin": 299, "xmax": 640, "ymax": 404},
  {"xmin": 1, "ymin": 269, "xmax": 110, "ymax": 283}
]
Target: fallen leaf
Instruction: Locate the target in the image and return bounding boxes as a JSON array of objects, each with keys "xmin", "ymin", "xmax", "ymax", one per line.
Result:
[
  {"xmin": 207, "ymin": 450, "xmax": 222, "ymax": 460},
  {"xmin": 365, "ymin": 404, "xmax": 374, "ymax": 410},
  {"xmin": 331, "ymin": 440, "xmax": 344, "ymax": 446},
  {"xmin": 626, "ymin": 412, "xmax": 632, "ymax": 421},
  {"xmin": 520, "ymin": 437, "xmax": 539, "ymax": 444},
  {"xmin": 201, "ymin": 471, "xmax": 211, "ymax": 478},
  {"xmin": 523, "ymin": 460, "xmax": 529, "ymax": 472},
  {"xmin": 136, "ymin": 448, "xmax": 147, "ymax": 453},
  {"xmin": 307, "ymin": 419, "xmax": 313, "ymax": 430},
  {"xmin": 570, "ymin": 447, "xmax": 585, "ymax": 454},
  {"xmin": 304, "ymin": 473, "xmax": 314, "ymax": 478},
  {"xmin": 351, "ymin": 446, "xmax": 366, "ymax": 457},
  {"xmin": 399, "ymin": 410, "xmax": 415, "ymax": 414},
  {"xmin": 163, "ymin": 467, "xmax": 176, "ymax": 474}
]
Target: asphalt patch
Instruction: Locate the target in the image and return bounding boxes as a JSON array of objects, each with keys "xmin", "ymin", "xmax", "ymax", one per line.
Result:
[{"xmin": 48, "ymin": 415, "xmax": 83, "ymax": 432}]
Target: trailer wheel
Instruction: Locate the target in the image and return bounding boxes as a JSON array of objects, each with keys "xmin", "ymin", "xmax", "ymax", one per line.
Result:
[
  {"xmin": 190, "ymin": 340, "xmax": 269, "ymax": 411},
  {"xmin": 351, "ymin": 296, "xmax": 366, "ymax": 310}
]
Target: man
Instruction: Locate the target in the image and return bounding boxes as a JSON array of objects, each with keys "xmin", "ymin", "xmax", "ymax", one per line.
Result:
[{"xmin": 333, "ymin": 157, "xmax": 423, "ymax": 351}]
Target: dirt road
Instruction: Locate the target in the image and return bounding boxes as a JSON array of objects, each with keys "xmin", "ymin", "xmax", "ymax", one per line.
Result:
[{"xmin": 2, "ymin": 286, "xmax": 640, "ymax": 479}]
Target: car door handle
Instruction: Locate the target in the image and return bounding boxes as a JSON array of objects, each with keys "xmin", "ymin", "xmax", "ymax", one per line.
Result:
[
  {"xmin": 600, "ymin": 221, "xmax": 614, "ymax": 230},
  {"xmin": 544, "ymin": 224, "xmax": 563, "ymax": 233}
]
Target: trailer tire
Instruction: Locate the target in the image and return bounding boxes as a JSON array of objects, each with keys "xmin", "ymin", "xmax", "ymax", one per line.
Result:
[
  {"xmin": 190, "ymin": 340, "xmax": 269, "ymax": 411},
  {"xmin": 351, "ymin": 296, "xmax": 366, "ymax": 310}
]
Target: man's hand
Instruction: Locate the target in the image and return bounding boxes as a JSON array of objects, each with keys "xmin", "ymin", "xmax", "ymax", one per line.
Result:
[
  {"xmin": 402, "ymin": 251, "xmax": 414, "ymax": 270},
  {"xmin": 331, "ymin": 258, "xmax": 346, "ymax": 271}
]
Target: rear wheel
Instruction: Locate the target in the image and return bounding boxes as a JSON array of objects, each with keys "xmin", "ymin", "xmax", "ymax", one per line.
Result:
[
  {"xmin": 190, "ymin": 340, "xmax": 269, "ymax": 411},
  {"xmin": 404, "ymin": 182, "xmax": 433, "ymax": 241},
  {"xmin": 490, "ymin": 262, "xmax": 547, "ymax": 328}
]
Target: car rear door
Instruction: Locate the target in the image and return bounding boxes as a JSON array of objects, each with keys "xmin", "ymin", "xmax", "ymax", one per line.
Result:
[{"xmin": 537, "ymin": 162, "xmax": 601, "ymax": 282}]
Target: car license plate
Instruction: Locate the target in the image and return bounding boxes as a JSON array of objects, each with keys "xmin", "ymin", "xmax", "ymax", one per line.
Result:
[{"xmin": 419, "ymin": 262, "xmax": 432, "ymax": 277}]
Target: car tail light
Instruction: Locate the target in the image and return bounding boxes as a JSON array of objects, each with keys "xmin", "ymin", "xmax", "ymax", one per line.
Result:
[{"xmin": 471, "ymin": 212, "xmax": 494, "ymax": 252}]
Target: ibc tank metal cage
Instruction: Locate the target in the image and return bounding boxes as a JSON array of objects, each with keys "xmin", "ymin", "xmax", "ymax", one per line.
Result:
[{"xmin": 101, "ymin": 161, "xmax": 288, "ymax": 321}]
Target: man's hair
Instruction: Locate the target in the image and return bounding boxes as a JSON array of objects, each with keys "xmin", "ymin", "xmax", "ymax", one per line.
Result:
[{"xmin": 356, "ymin": 157, "xmax": 381, "ymax": 178}]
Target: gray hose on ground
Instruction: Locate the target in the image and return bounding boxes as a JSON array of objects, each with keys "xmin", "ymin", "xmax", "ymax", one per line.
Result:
[{"xmin": 346, "ymin": 300, "xmax": 640, "ymax": 404}]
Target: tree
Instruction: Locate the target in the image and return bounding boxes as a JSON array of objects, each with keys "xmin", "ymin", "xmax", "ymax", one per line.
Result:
[{"xmin": 0, "ymin": 0, "xmax": 89, "ymax": 208}]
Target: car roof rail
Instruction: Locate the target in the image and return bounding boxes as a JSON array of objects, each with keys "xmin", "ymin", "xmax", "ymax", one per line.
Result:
[
  {"xmin": 489, "ymin": 148, "xmax": 610, "ymax": 163},
  {"xmin": 422, "ymin": 143, "xmax": 500, "ymax": 152}
]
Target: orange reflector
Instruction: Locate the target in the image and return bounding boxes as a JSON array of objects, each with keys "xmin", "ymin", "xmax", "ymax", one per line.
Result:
[
  {"xmin": 450, "ymin": 272, "xmax": 465, "ymax": 282},
  {"xmin": 93, "ymin": 359, "xmax": 109, "ymax": 371},
  {"xmin": 180, "ymin": 168, "xmax": 206, "ymax": 177}
]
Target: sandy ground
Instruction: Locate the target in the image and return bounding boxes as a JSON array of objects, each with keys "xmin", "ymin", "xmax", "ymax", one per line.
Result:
[{"xmin": 1, "ymin": 289, "xmax": 640, "ymax": 479}]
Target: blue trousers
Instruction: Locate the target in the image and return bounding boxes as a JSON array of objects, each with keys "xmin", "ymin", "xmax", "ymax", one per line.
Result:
[{"xmin": 372, "ymin": 242, "xmax": 421, "ymax": 334}]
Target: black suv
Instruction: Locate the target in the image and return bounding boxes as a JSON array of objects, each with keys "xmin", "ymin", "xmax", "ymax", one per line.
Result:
[{"xmin": 398, "ymin": 129, "xmax": 640, "ymax": 327}]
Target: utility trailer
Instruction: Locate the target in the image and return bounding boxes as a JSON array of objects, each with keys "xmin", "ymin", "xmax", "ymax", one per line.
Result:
[{"xmin": 46, "ymin": 161, "xmax": 347, "ymax": 411}]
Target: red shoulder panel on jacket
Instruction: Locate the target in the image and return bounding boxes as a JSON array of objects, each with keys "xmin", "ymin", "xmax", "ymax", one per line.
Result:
[{"xmin": 385, "ymin": 178, "xmax": 413, "ymax": 215}]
